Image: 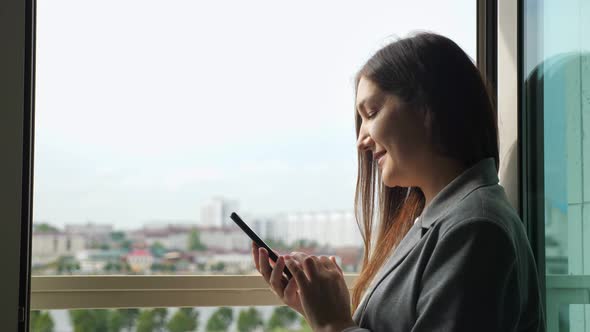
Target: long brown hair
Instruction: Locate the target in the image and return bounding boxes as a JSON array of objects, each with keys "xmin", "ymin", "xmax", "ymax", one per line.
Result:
[{"xmin": 351, "ymin": 32, "xmax": 498, "ymax": 313}]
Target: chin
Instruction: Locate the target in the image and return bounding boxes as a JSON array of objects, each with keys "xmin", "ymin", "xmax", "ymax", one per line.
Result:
[
  {"xmin": 380, "ymin": 170, "xmax": 398, "ymax": 188},
  {"xmin": 381, "ymin": 166, "xmax": 410, "ymax": 188}
]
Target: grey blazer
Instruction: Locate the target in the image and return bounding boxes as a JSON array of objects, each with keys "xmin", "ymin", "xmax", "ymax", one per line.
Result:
[{"xmin": 343, "ymin": 158, "xmax": 545, "ymax": 332}]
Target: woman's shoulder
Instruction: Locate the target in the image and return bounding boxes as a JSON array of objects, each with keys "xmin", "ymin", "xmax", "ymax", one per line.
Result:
[{"xmin": 433, "ymin": 183, "xmax": 522, "ymax": 242}]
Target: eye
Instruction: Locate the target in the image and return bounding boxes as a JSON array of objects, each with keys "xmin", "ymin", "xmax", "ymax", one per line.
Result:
[{"xmin": 367, "ymin": 110, "xmax": 378, "ymax": 119}]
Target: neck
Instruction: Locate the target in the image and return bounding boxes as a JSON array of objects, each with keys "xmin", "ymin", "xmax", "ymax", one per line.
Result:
[{"xmin": 419, "ymin": 156, "xmax": 466, "ymax": 208}]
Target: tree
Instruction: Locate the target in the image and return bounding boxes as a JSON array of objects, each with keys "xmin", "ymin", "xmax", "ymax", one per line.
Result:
[
  {"xmin": 267, "ymin": 306, "xmax": 298, "ymax": 331},
  {"xmin": 136, "ymin": 310, "xmax": 156, "ymax": 332},
  {"xmin": 30, "ymin": 311, "xmax": 39, "ymax": 326},
  {"xmin": 150, "ymin": 242, "xmax": 167, "ymax": 258},
  {"xmin": 210, "ymin": 261, "xmax": 226, "ymax": 272},
  {"xmin": 206, "ymin": 307, "xmax": 233, "ymax": 332},
  {"xmin": 105, "ymin": 261, "xmax": 125, "ymax": 273},
  {"xmin": 34, "ymin": 223, "xmax": 59, "ymax": 232},
  {"xmin": 134, "ymin": 308, "xmax": 168, "ymax": 332},
  {"xmin": 167, "ymin": 308, "xmax": 199, "ymax": 332},
  {"xmin": 108, "ymin": 310, "xmax": 124, "ymax": 332},
  {"xmin": 69, "ymin": 309, "xmax": 110, "ymax": 332},
  {"xmin": 57, "ymin": 256, "xmax": 79, "ymax": 274},
  {"xmin": 117, "ymin": 308, "xmax": 140, "ymax": 331},
  {"xmin": 152, "ymin": 308, "xmax": 168, "ymax": 331},
  {"xmin": 188, "ymin": 229, "xmax": 206, "ymax": 251},
  {"xmin": 237, "ymin": 307, "xmax": 263, "ymax": 332},
  {"xmin": 30, "ymin": 310, "xmax": 55, "ymax": 332}
]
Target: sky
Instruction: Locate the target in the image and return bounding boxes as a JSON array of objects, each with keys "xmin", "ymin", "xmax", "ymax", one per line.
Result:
[{"xmin": 33, "ymin": 0, "xmax": 475, "ymax": 230}]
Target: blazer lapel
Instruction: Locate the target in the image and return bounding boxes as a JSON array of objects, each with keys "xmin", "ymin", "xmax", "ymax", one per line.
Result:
[{"xmin": 354, "ymin": 221, "xmax": 424, "ymax": 325}]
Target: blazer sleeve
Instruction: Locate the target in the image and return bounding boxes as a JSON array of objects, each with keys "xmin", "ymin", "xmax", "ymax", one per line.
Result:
[{"xmin": 411, "ymin": 219, "xmax": 520, "ymax": 332}]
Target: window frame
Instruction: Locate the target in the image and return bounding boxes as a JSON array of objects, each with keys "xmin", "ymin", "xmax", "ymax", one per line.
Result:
[
  {"xmin": 0, "ymin": 0, "xmax": 35, "ymax": 329},
  {"xmin": 1, "ymin": 1, "xmax": 504, "ymax": 327},
  {"xmin": 515, "ymin": 0, "xmax": 547, "ymax": 311}
]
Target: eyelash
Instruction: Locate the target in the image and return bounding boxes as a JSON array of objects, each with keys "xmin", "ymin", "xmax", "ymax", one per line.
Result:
[{"xmin": 367, "ymin": 111, "xmax": 378, "ymax": 119}]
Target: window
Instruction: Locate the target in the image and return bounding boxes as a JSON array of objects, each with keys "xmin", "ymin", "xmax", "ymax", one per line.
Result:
[
  {"xmin": 32, "ymin": 0, "xmax": 476, "ymax": 278},
  {"xmin": 521, "ymin": 0, "xmax": 590, "ymax": 330},
  {"xmin": 23, "ymin": 0, "xmax": 478, "ymax": 328}
]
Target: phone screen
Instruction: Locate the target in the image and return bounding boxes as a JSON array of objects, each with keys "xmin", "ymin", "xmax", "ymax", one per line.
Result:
[{"xmin": 230, "ymin": 212, "xmax": 293, "ymax": 280}]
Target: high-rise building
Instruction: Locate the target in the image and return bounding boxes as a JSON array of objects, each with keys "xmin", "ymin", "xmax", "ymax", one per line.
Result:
[
  {"xmin": 199, "ymin": 197, "xmax": 239, "ymax": 227},
  {"xmin": 265, "ymin": 210, "xmax": 362, "ymax": 248}
]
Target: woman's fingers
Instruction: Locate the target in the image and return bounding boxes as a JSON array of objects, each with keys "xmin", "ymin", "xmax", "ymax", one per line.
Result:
[
  {"xmin": 251, "ymin": 242, "xmax": 260, "ymax": 271},
  {"xmin": 284, "ymin": 276, "xmax": 299, "ymax": 296},
  {"xmin": 302, "ymin": 256, "xmax": 320, "ymax": 278},
  {"xmin": 258, "ymin": 247, "xmax": 273, "ymax": 282},
  {"xmin": 285, "ymin": 256, "xmax": 310, "ymax": 288},
  {"xmin": 269, "ymin": 256, "xmax": 287, "ymax": 297},
  {"xmin": 290, "ymin": 252, "xmax": 309, "ymax": 263},
  {"xmin": 318, "ymin": 256, "xmax": 333, "ymax": 270},
  {"xmin": 283, "ymin": 277, "xmax": 305, "ymax": 316},
  {"xmin": 331, "ymin": 256, "xmax": 343, "ymax": 274}
]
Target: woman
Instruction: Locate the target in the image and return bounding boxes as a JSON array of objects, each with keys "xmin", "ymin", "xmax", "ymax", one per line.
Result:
[{"xmin": 252, "ymin": 32, "xmax": 545, "ymax": 332}]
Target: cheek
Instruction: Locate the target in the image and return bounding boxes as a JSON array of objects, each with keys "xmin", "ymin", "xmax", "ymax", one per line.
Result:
[
  {"xmin": 369, "ymin": 118, "xmax": 392, "ymax": 145},
  {"xmin": 370, "ymin": 117, "xmax": 400, "ymax": 154},
  {"xmin": 372, "ymin": 118, "xmax": 424, "ymax": 169}
]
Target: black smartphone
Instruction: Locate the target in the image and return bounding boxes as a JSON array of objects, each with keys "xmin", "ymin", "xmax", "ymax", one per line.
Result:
[{"xmin": 230, "ymin": 212, "xmax": 293, "ymax": 280}]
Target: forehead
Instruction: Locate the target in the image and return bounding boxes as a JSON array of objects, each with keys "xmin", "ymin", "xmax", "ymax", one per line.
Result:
[{"xmin": 356, "ymin": 77, "xmax": 381, "ymax": 102}]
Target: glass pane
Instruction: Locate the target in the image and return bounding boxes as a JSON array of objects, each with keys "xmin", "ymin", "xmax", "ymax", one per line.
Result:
[
  {"xmin": 33, "ymin": 0, "xmax": 476, "ymax": 276},
  {"xmin": 523, "ymin": 0, "xmax": 590, "ymax": 330},
  {"xmin": 31, "ymin": 306, "xmax": 308, "ymax": 332},
  {"xmin": 556, "ymin": 304, "xmax": 590, "ymax": 332}
]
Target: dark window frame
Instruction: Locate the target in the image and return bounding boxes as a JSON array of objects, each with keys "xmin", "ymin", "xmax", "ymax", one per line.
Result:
[{"xmin": 517, "ymin": 0, "xmax": 547, "ymax": 312}]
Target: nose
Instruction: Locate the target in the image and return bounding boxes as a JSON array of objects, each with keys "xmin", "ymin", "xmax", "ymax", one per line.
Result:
[{"xmin": 356, "ymin": 128, "xmax": 374, "ymax": 152}]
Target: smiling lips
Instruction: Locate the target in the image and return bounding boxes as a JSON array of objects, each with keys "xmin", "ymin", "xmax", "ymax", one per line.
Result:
[{"xmin": 374, "ymin": 151, "xmax": 386, "ymax": 166}]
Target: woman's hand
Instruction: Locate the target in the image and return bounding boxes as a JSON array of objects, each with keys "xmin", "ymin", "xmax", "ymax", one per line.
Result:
[
  {"xmin": 251, "ymin": 242, "xmax": 308, "ymax": 317},
  {"xmin": 283, "ymin": 254, "xmax": 357, "ymax": 332}
]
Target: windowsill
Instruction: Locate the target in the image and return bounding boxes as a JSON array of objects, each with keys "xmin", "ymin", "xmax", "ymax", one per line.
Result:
[{"xmin": 31, "ymin": 274, "xmax": 360, "ymax": 310}]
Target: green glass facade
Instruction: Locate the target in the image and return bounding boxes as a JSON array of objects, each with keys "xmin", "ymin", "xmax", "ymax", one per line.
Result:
[{"xmin": 523, "ymin": 0, "xmax": 590, "ymax": 331}]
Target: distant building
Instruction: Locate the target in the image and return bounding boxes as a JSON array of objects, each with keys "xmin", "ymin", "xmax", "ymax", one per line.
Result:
[
  {"xmin": 265, "ymin": 210, "xmax": 362, "ymax": 248},
  {"xmin": 200, "ymin": 197, "xmax": 238, "ymax": 227},
  {"xmin": 32, "ymin": 229, "xmax": 85, "ymax": 266},
  {"xmin": 333, "ymin": 246, "xmax": 364, "ymax": 272},
  {"xmin": 129, "ymin": 224, "xmax": 194, "ymax": 251},
  {"xmin": 250, "ymin": 217, "xmax": 275, "ymax": 241},
  {"xmin": 129, "ymin": 223, "xmax": 250, "ymax": 252},
  {"xmin": 200, "ymin": 225, "xmax": 251, "ymax": 252},
  {"xmin": 191, "ymin": 249, "xmax": 253, "ymax": 274},
  {"xmin": 126, "ymin": 249, "xmax": 154, "ymax": 274},
  {"xmin": 65, "ymin": 222, "xmax": 113, "ymax": 248},
  {"xmin": 76, "ymin": 249, "xmax": 126, "ymax": 274}
]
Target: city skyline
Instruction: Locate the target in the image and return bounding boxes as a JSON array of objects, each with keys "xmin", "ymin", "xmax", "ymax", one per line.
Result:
[{"xmin": 33, "ymin": 198, "xmax": 361, "ymax": 234}]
